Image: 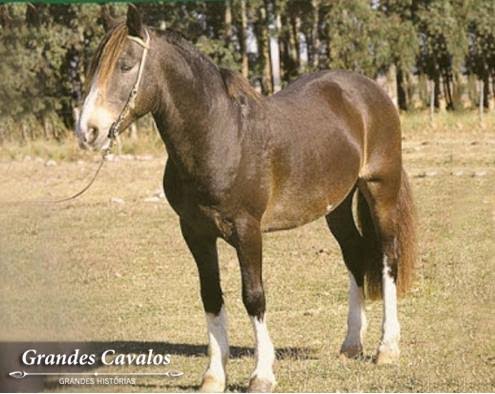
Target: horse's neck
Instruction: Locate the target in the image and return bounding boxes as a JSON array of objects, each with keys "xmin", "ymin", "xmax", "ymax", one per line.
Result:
[{"xmin": 152, "ymin": 40, "xmax": 242, "ymax": 179}]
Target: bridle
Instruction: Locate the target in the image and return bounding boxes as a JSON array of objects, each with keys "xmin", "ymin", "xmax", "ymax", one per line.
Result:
[
  {"xmin": 38, "ymin": 29, "xmax": 151, "ymax": 204},
  {"xmin": 104, "ymin": 28, "xmax": 151, "ymax": 154},
  {"xmin": 8, "ymin": 30, "xmax": 151, "ymax": 205}
]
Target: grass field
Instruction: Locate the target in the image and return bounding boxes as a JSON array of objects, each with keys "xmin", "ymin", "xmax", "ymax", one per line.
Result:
[{"xmin": 0, "ymin": 113, "xmax": 493, "ymax": 392}]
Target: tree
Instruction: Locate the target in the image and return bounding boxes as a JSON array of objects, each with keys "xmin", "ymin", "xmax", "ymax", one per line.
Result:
[
  {"xmin": 378, "ymin": 0, "xmax": 419, "ymax": 110},
  {"xmin": 2, "ymin": 0, "xmax": 495, "ymax": 143},
  {"xmin": 466, "ymin": 0, "xmax": 495, "ymax": 109},
  {"xmin": 326, "ymin": 0, "xmax": 390, "ymax": 77},
  {"xmin": 416, "ymin": 0, "xmax": 468, "ymax": 110}
]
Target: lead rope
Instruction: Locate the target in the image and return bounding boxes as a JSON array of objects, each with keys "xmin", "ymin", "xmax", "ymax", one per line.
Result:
[{"xmin": 30, "ymin": 30, "xmax": 151, "ymax": 205}]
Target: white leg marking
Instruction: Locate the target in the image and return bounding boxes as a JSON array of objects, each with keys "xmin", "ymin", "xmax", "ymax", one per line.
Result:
[
  {"xmin": 250, "ymin": 315, "xmax": 276, "ymax": 384},
  {"xmin": 204, "ymin": 306, "xmax": 229, "ymax": 388},
  {"xmin": 379, "ymin": 260, "xmax": 400, "ymax": 356},
  {"xmin": 341, "ymin": 272, "xmax": 367, "ymax": 355}
]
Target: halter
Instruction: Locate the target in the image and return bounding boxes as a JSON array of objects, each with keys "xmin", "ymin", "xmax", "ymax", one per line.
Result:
[
  {"xmin": 36, "ymin": 29, "xmax": 151, "ymax": 204},
  {"xmin": 8, "ymin": 30, "xmax": 152, "ymax": 205},
  {"xmin": 105, "ymin": 28, "xmax": 151, "ymax": 150}
]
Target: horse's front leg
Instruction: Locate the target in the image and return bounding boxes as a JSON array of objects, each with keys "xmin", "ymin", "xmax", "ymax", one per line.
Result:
[
  {"xmin": 180, "ymin": 220, "xmax": 229, "ymax": 392},
  {"xmin": 232, "ymin": 215, "xmax": 276, "ymax": 393}
]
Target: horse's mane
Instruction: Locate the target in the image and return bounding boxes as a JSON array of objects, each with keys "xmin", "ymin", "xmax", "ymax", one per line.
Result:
[
  {"xmin": 87, "ymin": 23, "xmax": 260, "ymax": 102},
  {"xmin": 158, "ymin": 29, "xmax": 260, "ymax": 102},
  {"xmin": 219, "ymin": 68, "xmax": 261, "ymax": 103},
  {"xmin": 159, "ymin": 29, "xmax": 207, "ymax": 64}
]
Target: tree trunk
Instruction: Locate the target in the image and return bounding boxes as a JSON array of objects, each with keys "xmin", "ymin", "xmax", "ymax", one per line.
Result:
[
  {"xmin": 438, "ymin": 76, "xmax": 446, "ymax": 112},
  {"xmin": 433, "ymin": 75, "xmax": 441, "ymax": 110},
  {"xmin": 488, "ymin": 75, "xmax": 494, "ymax": 111},
  {"xmin": 264, "ymin": 0, "xmax": 281, "ymax": 92},
  {"xmin": 397, "ymin": 66, "xmax": 408, "ymax": 110},
  {"xmin": 429, "ymin": 79, "xmax": 435, "ymax": 122},
  {"xmin": 289, "ymin": 14, "xmax": 301, "ymax": 72},
  {"xmin": 311, "ymin": 0, "xmax": 320, "ymax": 69},
  {"xmin": 482, "ymin": 73, "xmax": 490, "ymax": 110},
  {"xmin": 380, "ymin": 64, "xmax": 398, "ymax": 108},
  {"xmin": 224, "ymin": 0, "xmax": 232, "ymax": 45},
  {"xmin": 444, "ymin": 72, "xmax": 453, "ymax": 110},
  {"xmin": 263, "ymin": 0, "xmax": 280, "ymax": 93},
  {"xmin": 239, "ymin": 0, "xmax": 249, "ymax": 78},
  {"xmin": 258, "ymin": 5, "xmax": 273, "ymax": 94},
  {"xmin": 279, "ymin": 14, "xmax": 292, "ymax": 82},
  {"xmin": 21, "ymin": 122, "xmax": 28, "ymax": 142},
  {"xmin": 272, "ymin": 1, "xmax": 282, "ymax": 92},
  {"xmin": 43, "ymin": 116, "xmax": 52, "ymax": 140},
  {"xmin": 479, "ymin": 79, "xmax": 484, "ymax": 125}
]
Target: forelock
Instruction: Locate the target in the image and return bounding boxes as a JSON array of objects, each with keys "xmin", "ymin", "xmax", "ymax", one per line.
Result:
[{"xmin": 86, "ymin": 22, "xmax": 128, "ymax": 92}]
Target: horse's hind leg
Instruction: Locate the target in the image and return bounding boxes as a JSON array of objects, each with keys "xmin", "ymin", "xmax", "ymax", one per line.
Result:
[
  {"xmin": 180, "ymin": 219, "xmax": 229, "ymax": 392},
  {"xmin": 358, "ymin": 175, "xmax": 402, "ymax": 364},
  {"xmin": 326, "ymin": 189, "xmax": 368, "ymax": 359}
]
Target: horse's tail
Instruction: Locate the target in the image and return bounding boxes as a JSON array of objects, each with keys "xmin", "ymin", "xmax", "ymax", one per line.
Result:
[{"xmin": 358, "ymin": 167, "xmax": 417, "ymax": 300}]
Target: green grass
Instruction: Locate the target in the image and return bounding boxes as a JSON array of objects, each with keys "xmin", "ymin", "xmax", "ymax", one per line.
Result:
[{"xmin": 0, "ymin": 112, "xmax": 493, "ymax": 392}]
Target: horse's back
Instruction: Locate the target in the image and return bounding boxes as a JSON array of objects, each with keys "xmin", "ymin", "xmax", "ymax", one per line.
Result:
[{"xmin": 276, "ymin": 70, "xmax": 398, "ymax": 124}]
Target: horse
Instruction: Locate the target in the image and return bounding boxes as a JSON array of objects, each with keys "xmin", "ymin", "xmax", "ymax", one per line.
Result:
[{"xmin": 76, "ymin": 5, "xmax": 416, "ymax": 392}]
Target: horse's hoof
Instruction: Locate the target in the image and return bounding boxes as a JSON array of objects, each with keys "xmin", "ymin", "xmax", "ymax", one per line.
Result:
[
  {"xmin": 247, "ymin": 376, "xmax": 275, "ymax": 393},
  {"xmin": 199, "ymin": 374, "xmax": 225, "ymax": 393},
  {"xmin": 374, "ymin": 345, "xmax": 400, "ymax": 365},
  {"xmin": 339, "ymin": 344, "xmax": 363, "ymax": 360}
]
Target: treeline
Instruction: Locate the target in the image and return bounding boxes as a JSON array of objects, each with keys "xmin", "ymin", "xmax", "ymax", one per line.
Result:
[{"xmin": 0, "ymin": 1, "xmax": 494, "ymax": 142}]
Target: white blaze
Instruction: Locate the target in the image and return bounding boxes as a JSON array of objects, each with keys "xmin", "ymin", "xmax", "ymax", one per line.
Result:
[
  {"xmin": 77, "ymin": 82, "xmax": 99, "ymax": 139},
  {"xmin": 77, "ymin": 79, "xmax": 114, "ymax": 148}
]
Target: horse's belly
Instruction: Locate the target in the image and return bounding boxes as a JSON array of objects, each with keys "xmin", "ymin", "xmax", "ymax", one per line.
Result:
[
  {"xmin": 260, "ymin": 180, "xmax": 355, "ymax": 232},
  {"xmin": 259, "ymin": 122, "xmax": 362, "ymax": 232},
  {"xmin": 260, "ymin": 201, "xmax": 330, "ymax": 232}
]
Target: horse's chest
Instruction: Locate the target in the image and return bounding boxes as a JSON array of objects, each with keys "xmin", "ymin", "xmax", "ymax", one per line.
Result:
[{"xmin": 163, "ymin": 163, "xmax": 238, "ymax": 239}]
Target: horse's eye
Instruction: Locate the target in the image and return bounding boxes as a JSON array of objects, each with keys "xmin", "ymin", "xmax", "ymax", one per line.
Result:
[{"xmin": 120, "ymin": 63, "xmax": 133, "ymax": 72}]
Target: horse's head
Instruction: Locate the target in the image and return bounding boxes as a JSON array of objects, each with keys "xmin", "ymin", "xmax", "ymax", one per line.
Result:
[{"xmin": 76, "ymin": 5, "xmax": 154, "ymax": 150}]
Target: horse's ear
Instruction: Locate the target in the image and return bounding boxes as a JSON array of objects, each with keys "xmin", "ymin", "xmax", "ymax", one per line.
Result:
[
  {"xmin": 100, "ymin": 5, "xmax": 117, "ymax": 32},
  {"xmin": 126, "ymin": 4, "xmax": 144, "ymax": 38}
]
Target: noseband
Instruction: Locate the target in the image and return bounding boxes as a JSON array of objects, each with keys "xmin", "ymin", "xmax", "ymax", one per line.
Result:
[{"xmin": 106, "ymin": 29, "xmax": 151, "ymax": 148}]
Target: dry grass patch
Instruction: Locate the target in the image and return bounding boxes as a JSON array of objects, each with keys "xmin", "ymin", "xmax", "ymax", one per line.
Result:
[{"xmin": 0, "ymin": 112, "xmax": 493, "ymax": 392}]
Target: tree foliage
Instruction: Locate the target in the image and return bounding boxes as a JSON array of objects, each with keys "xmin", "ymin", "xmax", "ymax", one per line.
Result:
[{"xmin": 0, "ymin": 0, "xmax": 493, "ymax": 141}]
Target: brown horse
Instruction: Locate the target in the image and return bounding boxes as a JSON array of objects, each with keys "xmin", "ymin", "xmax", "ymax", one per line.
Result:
[{"xmin": 76, "ymin": 6, "xmax": 416, "ymax": 392}]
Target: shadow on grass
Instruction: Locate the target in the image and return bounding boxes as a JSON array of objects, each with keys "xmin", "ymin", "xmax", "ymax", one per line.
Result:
[{"xmin": 0, "ymin": 341, "xmax": 315, "ymax": 392}]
